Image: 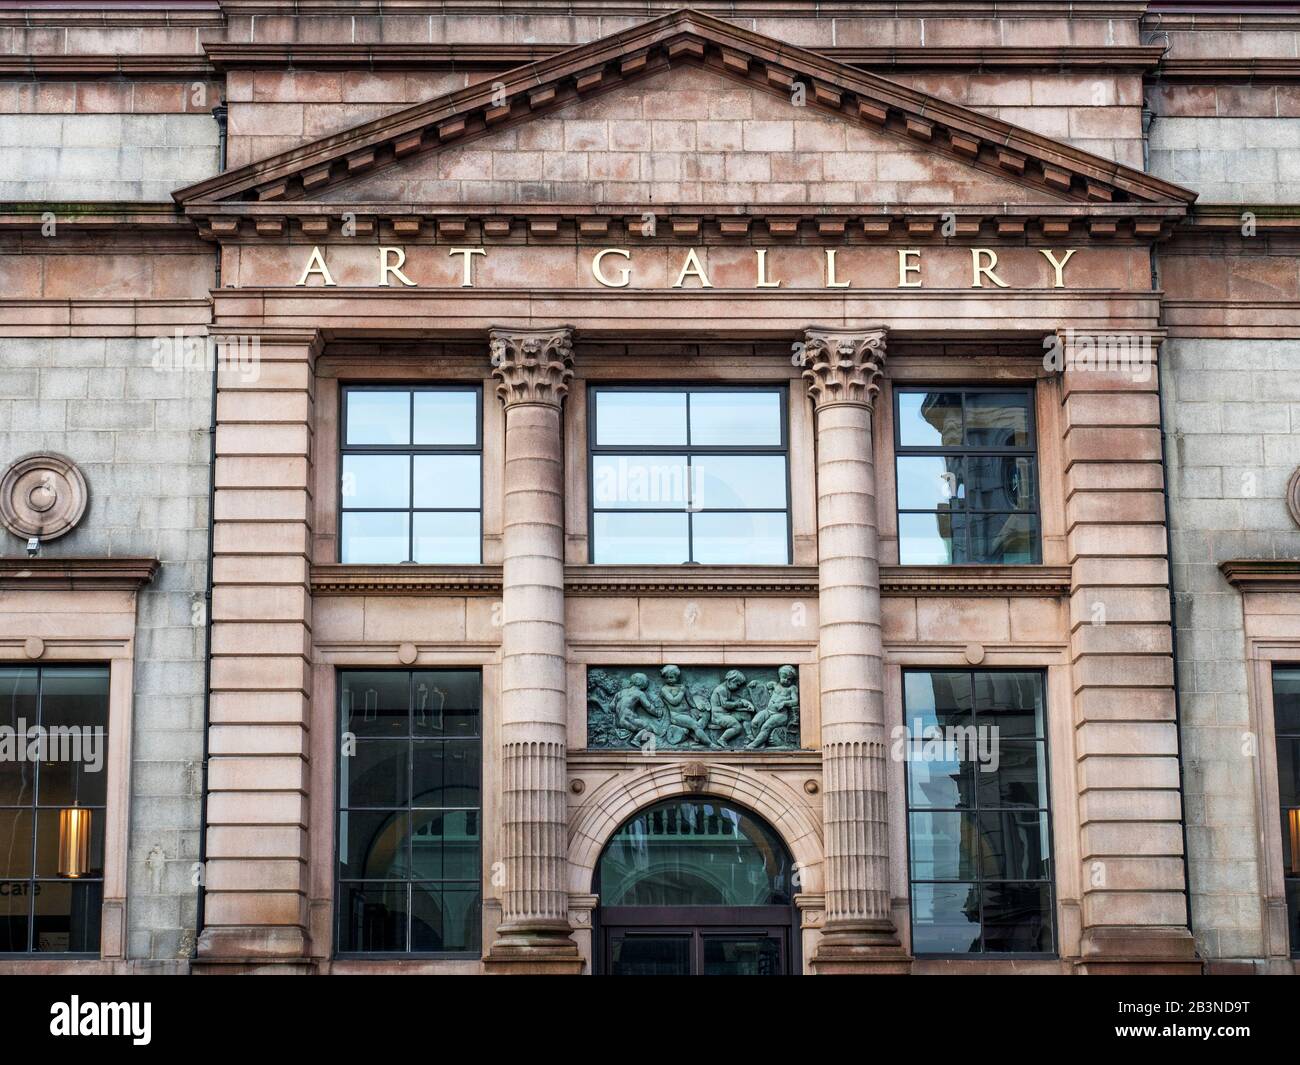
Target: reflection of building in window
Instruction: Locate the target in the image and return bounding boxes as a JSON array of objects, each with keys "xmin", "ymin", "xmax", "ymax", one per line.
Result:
[
  {"xmin": 895, "ymin": 389, "xmax": 1040, "ymax": 565},
  {"xmin": 596, "ymin": 799, "xmax": 793, "ymax": 908},
  {"xmin": 335, "ymin": 669, "xmax": 482, "ymax": 955},
  {"xmin": 902, "ymin": 669, "xmax": 1055, "ymax": 955}
]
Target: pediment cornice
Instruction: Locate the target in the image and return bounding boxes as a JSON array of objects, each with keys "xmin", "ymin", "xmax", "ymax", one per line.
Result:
[{"xmin": 176, "ymin": 9, "xmax": 1194, "ymax": 229}]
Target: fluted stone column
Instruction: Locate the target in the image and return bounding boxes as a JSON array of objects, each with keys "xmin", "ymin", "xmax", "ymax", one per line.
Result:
[
  {"xmin": 802, "ymin": 327, "xmax": 910, "ymax": 974},
  {"xmin": 483, "ymin": 326, "xmax": 583, "ymax": 974}
]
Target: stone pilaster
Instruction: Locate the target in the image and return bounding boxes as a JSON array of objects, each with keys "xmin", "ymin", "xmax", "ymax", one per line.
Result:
[
  {"xmin": 801, "ymin": 327, "xmax": 910, "ymax": 974},
  {"xmin": 483, "ymin": 326, "xmax": 584, "ymax": 974},
  {"xmin": 1056, "ymin": 329, "xmax": 1199, "ymax": 974},
  {"xmin": 197, "ymin": 329, "xmax": 318, "ymax": 972}
]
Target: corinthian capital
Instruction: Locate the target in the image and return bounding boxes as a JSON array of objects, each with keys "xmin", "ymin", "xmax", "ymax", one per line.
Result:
[
  {"xmin": 800, "ymin": 327, "xmax": 887, "ymax": 411},
  {"xmin": 489, "ymin": 326, "xmax": 575, "ymax": 408}
]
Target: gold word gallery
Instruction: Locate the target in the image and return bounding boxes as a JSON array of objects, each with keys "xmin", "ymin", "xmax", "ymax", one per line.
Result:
[{"xmin": 292, "ymin": 244, "xmax": 1083, "ymax": 289}]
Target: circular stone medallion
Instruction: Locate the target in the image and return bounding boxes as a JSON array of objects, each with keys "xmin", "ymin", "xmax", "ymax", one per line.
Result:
[{"xmin": 0, "ymin": 453, "xmax": 88, "ymax": 541}]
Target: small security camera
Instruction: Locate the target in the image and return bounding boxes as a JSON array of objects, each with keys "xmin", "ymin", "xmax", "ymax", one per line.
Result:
[{"xmin": 25, "ymin": 536, "xmax": 39, "ymax": 557}]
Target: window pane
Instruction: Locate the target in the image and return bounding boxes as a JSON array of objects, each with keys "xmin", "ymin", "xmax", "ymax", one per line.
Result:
[
  {"xmin": 413, "ymin": 390, "xmax": 477, "ymax": 445},
  {"xmin": 977, "ymin": 809, "xmax": 1051, "ymax": 880},
  {"xmin": 906, "ymin": 747, "xmax": 975, "ymax": 810},
  {"xmin": 0, "ymin": 669, "xmax": 37, "ymax": 806},
  {"xmin": 1275, "ymin": 669, "xmax": 1300, "ymax": 733},
  {"xmin": 441, "ymin": 811, "xmax": 480, "ymax": 881},
  {"xmin": 408, "ymin": 811, "xmax": 445, "ymax": 880},
  {"xmin": 339, "ymin": 809, "xmax": 410, "ymax": 879},
  {"xmin": 412, "ymin": 741, "xmax": 481, "ymax": 809},
  {"xmin": 692, "ymin": 512, "xmax": 788, "ymax": 565},
  {"xmin": 38, "ymin": 668, "xmax": 108, "ymax": 731},
  {"xmin": 966, "ymin": 392, "xmax": 1030, "ymax": 448},
  {"xmin": 443, "ymin": 886, "xmax": 483, "ymax": 952},
  {"xmin": 982, "ymin": 882, "xmax": 1053, "ymax": 952},
  {"xmin": 340, "ymin": 741, "xmax": 408, "ymax": 808},
  {"xmin": 702, "ymin": 935, "xmax": 782, "ymax": 976},
  {"xmin": 978, "ymin": 742, "xmax": 1047, "ymax": 809},
  {"xmin": 904, "ymin": 671, "xmax": 974, "ymax": 730},
  {"xmin": 611, "ymin": 934, "xmax": 693, "ymax": 976},
  {"xmin": 413, "ymin": 455, "xmax": 480, "ymax": 510},
  {"xmin": 591, "ymin": 455, "xmax": 691, "ymax": 510},
  {"xmin": 911, "ymin": 882, "xmax": 981, "ymax": 954},
  {"xmin": 967, "ymin": 512, "xmax": 1037, "ymax": 564},
  {"xmin": 909, "ymin": 811, "xmax": 978, "ymax": 880},
  {"xmin": 346, "ymin": 390, "xmax": 410, "ymax": 445},
  {"xmin": 0, "ymin": 668, "xmax": 37, "ymax": 728},
  {"xmin": 337, "ymin": 882, "xmax": 407, "ymax": 952},
  {"xmin": 593, "ymin": 512, "xmax": 689, "ymax": 564},
  {"xmin": 965, "ymin": 456, "xmax": 1036, "ymax": 511},
  {"xmin": 898, "ymin": 512, "xmax": 956, "ymax": 565},
  {"xmin": 412, "ymin": 883, "xmax": 480, "ymax": 953},
  {"xmin": 412, "ymin": 512, "xmax": 480, "ymax": 564},
  {"xmin": 1278, "ymin": 737, "xmax": 1298, "ymax": 808},
  {"xmin": 341, "ymin": 672, "xmax": 410, "ymax": 737},
  {"xmin": 896, "ymin": 456, "xmax": 964, "ymax": 510},
  {"xmin": 341, "ymin": 512, "xmax": 408, "ymax": 563},
  {"xmin": 412, "ymin": 671, "xmax": 480, "ymax": 737},
  {"xmin": 975, "ymin": 673, "xmax": 1044, "ymax": 737},
  {"xmin": 33, "ymin": 880, "xmax": 101, "ymax": 954},
  {"xmin": 0, "ymin": 810, "xmax": 33, "ymax": 878},
  {"xmin": 692, "ymin": 455, "xmax": 787, "ymax": 510},
  {"xmin": 0, "ymin": 883, "xmax": 30, "ymax": 952},
  {"xmin": 595, "ymin": 391, "xmax": 687, "ymax": 446},
  {"xmin": 689, "ymin": 392, "xmax": 782, "ymax": 446},
  {"xmin": 342, "ymin": 454, "xmax": 409, "ymax": 510},
  {"xmin": 37, "ymin": 747, "xmax": 108, "ymax": 809},
  {"xmin": 898, "ymin": 391, "xmax": 962, "ymax": 447}
]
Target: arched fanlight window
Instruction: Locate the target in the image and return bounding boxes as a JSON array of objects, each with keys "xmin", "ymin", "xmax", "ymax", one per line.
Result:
[{"xmin": 596, "ymin": 799, "xmax": 793, "ymax": 907}]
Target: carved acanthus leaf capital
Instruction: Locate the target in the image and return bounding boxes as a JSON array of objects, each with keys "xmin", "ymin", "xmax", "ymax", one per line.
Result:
[
  {"xmin": 800, "ymin": 327, "xmax": 888, "ymax": 410},
  {"xmin": 490, "ymin": 327, "xmax": 575, "ymax": 408}
]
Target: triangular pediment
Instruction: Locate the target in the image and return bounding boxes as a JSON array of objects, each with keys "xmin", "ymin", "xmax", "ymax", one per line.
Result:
[{"xmin": 175, "ymin": 8, "xmax": 1193, "ymax": 233}]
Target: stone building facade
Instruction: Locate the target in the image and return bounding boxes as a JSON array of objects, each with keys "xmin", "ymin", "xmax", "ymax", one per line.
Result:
[{"xmin": 0, "ymin": 1, "xmax": 1294, "ymax": 976}]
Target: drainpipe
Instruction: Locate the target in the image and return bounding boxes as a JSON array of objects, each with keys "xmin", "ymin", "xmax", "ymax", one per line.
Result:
[
  {"xmin": 194, "ymin": 99, "xmax": 228, "ymax": 953},
  {"xmin": 1146, "ymin": 94, "xmax": 1195, "ymax": 938}
]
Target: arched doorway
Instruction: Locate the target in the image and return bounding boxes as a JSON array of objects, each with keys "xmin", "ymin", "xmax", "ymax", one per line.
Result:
[{"xmin": 594, "ymin": 797, "xmax": 798, "ymax": 975}]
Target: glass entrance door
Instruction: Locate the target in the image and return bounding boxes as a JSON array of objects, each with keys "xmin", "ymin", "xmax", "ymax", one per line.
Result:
[
  {"xmin": 595, "ymin": 798, "xmax": 798, "ymax": 975},
  {"xmin": 606, "ymin": 927, "xmax": 786, "ymax": 976}
]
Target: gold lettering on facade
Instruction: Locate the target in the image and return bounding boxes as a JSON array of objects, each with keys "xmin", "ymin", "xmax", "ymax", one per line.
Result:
[
  {"xmin": 755, "ymin": 249, "xmax": 781, "ymax": 288},
  {"xmin": 296, "ymin": 245, "xmax": 336, "ymax": 287},
  {"xmin": 971, "ymin": 248, "xmax": 1009, "ymax": 288},
  {"xmin": 898, "ymin": 249, "xmax": 922, "ymax": 288},
  {"xmin": 672, "ymin": 247, "xmax": 713, "ymax": 289},
  {"xmin": 592, "ymin": 248, "xmax": 631, "ymax": 288},
  {"xmin": 1039, "ymin": 248, "xmax": 1077, "ymax": 288},
  {"xmin": 378, "ymin": 246, "xmax": 416, "ymax": 287},
  {"xmin": 824, "ymin": 249, "xmax": 850, "ymax": 288},
  {"xmin": 293, "ymin": 245, "xmax": 1085, "ymax": 290},
  {"xmin": 448, "ymin": 247, "xmax": 486, "ymax": 288}
]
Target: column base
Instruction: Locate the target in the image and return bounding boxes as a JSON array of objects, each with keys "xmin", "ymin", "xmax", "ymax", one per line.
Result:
[
  {"xmin": 194, "ymin": 926, "xmax": 313, "ymax": 974},
  {"xmin": 1072, "ymin": 926, "xmax": 1203, "ymax": 975},
  {"xmin": 809, "ymin": 921, "xmax": 913, "ymax": 975},
  {"xmin": 483, "ymin": 924, "xmax": 585, "ymax": 975}
]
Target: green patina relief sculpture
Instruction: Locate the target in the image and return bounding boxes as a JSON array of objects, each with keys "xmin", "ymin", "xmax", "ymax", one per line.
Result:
[{"xmin": 587, "ymin": 664, "xmax": 801, "ymax": 751}]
